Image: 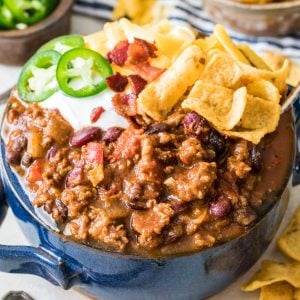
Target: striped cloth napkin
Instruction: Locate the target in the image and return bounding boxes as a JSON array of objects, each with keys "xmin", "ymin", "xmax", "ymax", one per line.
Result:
[{"xmin": 74, "ymin": 0, "xmax": 300, "ymax": 58}]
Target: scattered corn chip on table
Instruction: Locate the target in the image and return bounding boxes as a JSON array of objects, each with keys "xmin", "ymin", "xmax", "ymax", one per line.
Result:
[{"xmin": 0, "ymin": 13, "xmax": 300, "ymax": 300}]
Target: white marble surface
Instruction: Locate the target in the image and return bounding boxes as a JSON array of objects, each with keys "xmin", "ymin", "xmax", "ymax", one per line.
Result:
[{"xmin": 0, "ymin": 13, "xmax": 299, "ymax": 300}]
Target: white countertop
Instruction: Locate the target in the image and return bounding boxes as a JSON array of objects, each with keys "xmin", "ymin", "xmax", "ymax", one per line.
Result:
[{"xmin": 0, "ymin": 13, "xmax": 299, "ymax": 300}]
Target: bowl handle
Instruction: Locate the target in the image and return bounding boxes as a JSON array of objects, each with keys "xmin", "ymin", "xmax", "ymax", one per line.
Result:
[
  {"xmin": 293, "ymin": 94, "xmax": 300, "ymax": 186},
  {"xmin": 0, "ymin": 179, "xmax": 80, "ymax": 289}
]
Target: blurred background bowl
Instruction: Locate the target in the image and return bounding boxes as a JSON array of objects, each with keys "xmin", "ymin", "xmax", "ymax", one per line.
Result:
[
  {"xmin": 203, "ymin": 0, "xmax": 300, "ymax": 36},
  {"xmin": 0, "ymin": 0, "xmax": 74, "ymax": 66}
]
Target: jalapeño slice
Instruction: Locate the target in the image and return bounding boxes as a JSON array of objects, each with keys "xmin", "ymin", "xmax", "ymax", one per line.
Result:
[
  {"xmin": 3, "ymin": 0, "xmax": 56, "ymax": 25},
  {"xmin": 17, "ymin": 50, "xmax": 61, "ymax": 102},
  {"xmin": 56, "ymin": 48, "xmax": 113, "ymax": 98},
  {"xmin": 0, "ymin": 3, "xmax": 14, "ymax": 29},
  {"xmin": 37, "ymin": 35, "xmax": 85, "ymax": 54}
]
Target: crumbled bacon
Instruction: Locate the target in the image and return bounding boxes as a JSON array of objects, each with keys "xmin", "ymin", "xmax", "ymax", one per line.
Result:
[
  {"xmin": 107, "ymin": 40, "xmax": 129, "ymax": 66},
  {"xmin": 128, "ymin": 75, "xmax": 147, "ymax": 96},
  {"xmin": 90, "ymin": 106, "xmax": 105, "ymax": 123},
  {"xmin": 132, "ymin": 62, "xmax": 165, "ymax": 82},
  {"xmin": 106, "ymin": 72, "xmax": 128, "ymax": 92},
  {"xmin": 127, "ymin": 38, "xmax": 157, "ymax": 65},
  {"xmin": 112, "ymin": 93, "xmax": 137, "ymax": 118}
]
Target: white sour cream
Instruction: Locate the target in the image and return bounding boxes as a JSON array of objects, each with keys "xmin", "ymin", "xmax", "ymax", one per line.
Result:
[{"xmin": 40, "ymin": 89, "xmax": 129, "ymax": 131}]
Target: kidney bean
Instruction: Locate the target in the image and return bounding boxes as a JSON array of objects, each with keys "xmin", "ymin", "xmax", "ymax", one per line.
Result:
[
  {"xmin": 209, "ymin": 196, "xmax": 232, "ymax": 218},
  {"xmin": 6, "ymin": 134, "xmax": 28, "ymax": 165},
  {"xmin": 183, "ymin": 112, "xmax": 210, "ymax": 143},
  {"xmin": 145, "ymin": 123, "xmax": 169, "ymax": 135},
  {"xmin": 65, "ymin": 167, "xmax": 83, "ymax": 188},
  {"xmin": 48, "ymin": 146, "xmax": 58, "ymax": 160},
  {"xmin": 250, "ymin": 145, "xmax": 262, "ymax": 172},
  {"xmin": 102, "ymin": 127, "xmax": 124, "ymax": 143},
  {"xmin": 6, "ymin": 149, "xmax": 22, "ymax": 165},
  {"xmin": 70, "ymin": 127, "xmax": 101, "ymax": 147}
]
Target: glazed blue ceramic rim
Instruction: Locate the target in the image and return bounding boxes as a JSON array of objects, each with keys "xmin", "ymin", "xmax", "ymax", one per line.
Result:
[{"xmin": 0, "ymin": 104, "xmax": 295, "ymax": 261}]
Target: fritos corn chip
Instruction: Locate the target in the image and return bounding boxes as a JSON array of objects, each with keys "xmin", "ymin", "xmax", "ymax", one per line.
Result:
[
  {"xmin": 84, "ymin": 20, "xmax": 289, "ymax": 144},
  {"xmin": 277, "ymin": 206, "xmax": 300, "ymax": 262},
  {"xmin": 138, "ymin": 46, "xmax": 206, "ymax": 121},
  {"xmin": 242, "ymin": 260, "xmax": 300, "ymax": 291},
  {"xmin": 182, "ymin": 82, "xmax": 247, "ymax": 130},
  {"xmin": 260, "ymin": 281, "xmax": 294, "ymax": 300}
]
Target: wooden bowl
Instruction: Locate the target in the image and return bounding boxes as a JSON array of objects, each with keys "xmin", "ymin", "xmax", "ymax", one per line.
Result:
[{"xmin": 0, "ymin": 0, "xmax": 74, "ymax": 66}]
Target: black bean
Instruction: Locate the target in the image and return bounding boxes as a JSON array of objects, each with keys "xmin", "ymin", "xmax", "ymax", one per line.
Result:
[
  {"xmin": 145, "ymin": 123, "xmax": 169, "ymax": 135},
  {"xmin": 208, "ymin": 130, "xmax": 225, "ymax": 154},
  {"xmin": 164, "ymin": 223, "xmax": 184, "ymax": 245},
  {"xmin": 55, "ymin": 199, "xmax": 68, "ymax": 222},
  {"xmin": 183, "ymin": 111, "xmax": 210, "ymax": 143},
  {"xmin": 209, "ymin": 196, "xmax": 232, "ymax": 218},
  {"xmin": 250, "ymin": 145, "xmax": 263, "ymax": 172},
  {"xmin": 102, "ymin": 127, "xmax": 124, "ymax": 143},
  {"xmin": 70, "ymin": 127, "xmax": 102, "ymax": 147}
]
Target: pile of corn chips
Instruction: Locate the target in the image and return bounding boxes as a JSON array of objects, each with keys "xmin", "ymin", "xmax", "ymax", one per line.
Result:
[
  {"xmin": 263, "ymin": 52, "xmax": 300, "ymax": 87},
  {"xmin": 242, "ymin": 206, "xmax": 300, "ymax": 299},
  {"xmin": 85, "ymin": 19, "xmax": 289, "ymax": 144}
]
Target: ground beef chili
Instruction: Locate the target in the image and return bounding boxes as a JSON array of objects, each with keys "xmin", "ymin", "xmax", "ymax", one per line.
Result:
[{"xmin": 3, "ymin": 95, "xmax": 289, "ymax": 257}]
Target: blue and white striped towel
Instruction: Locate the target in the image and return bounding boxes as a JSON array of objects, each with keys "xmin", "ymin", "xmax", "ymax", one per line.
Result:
[{"xmin": 74, "ymin": 0, "xmax": 300, "ymax": 58}]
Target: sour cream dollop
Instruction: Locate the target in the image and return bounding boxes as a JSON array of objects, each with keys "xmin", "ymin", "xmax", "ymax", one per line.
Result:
[{"xmin": 40, "ymin": 89, "xmax": 129, "ymax": 131}]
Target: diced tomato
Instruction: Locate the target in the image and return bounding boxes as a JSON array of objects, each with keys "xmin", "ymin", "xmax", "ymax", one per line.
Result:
[
  {"xmin": 82, "ymin": 142, "xmax": 103, "ymax": 166},
  {"xmin": 26, "ymin": 159, "xmax": 44, "ymax": 184},
  {"xmin": 90, "ymin": 106, "xmax": 105, "ymax": 123},
  {"xmin": 132, "ymin": 62, "xmax": 165, "ymax": 82},
  {"xmin": 111, "ymin": 127, "xmax": 143, "ymax": 161}
]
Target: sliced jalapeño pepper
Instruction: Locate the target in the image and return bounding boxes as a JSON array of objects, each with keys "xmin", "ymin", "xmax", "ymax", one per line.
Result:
[
  {"xmin": 17, "ymin": 50, "xmax": 60, "ymax": 102},
  {"xmin": 57, "ymin": 48, "xmax": 113, "ymax": 98},
  {"xmin": 0, "ymin": 2, "xmax": 15, "ymax": 29},
  {"xmin": 37, "ymin": 35, "xmax": 85, "ymax": 54},
  {"xmin": 3, "ymin": 0, "xmax": 54, "ymax": 25}
]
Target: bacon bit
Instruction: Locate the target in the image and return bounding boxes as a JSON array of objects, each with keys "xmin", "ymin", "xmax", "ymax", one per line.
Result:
[
  {"xmin": 82, "ymin": 142, "xmax": 103, "ymax": 166},
  {"xmin": 127, "ymin": 38, "xmax": 157, "ymax": 65},
  {"xmin": 112, "ymin": 92, "xmax": 137, "ymax": 118},
  {"xmin": 111, "ymin": 127, "xmax": 143, "ymax": 161},
  {"xmin": 26, "ymin": 159, "xmax": 44, "ymax": 184},
  {"xmin": 107, "ymin": 40, "xmax": 129, "ymax": 66},
  {"xmin": 132, "ymin": 62, "xmax": 165, "ymax": 82},
  {"xmin": 128, "ymin": 75, "xmax": 147, "ymax": 96},
  {"xmin": 135, "ymin": 38, "xmax": 157, "ymax": 58},
  {"xmin": 106, "ymin": 72, "xmax": 128, "ymax": 92},
  {"xmin": 90, "ymin": 106, "xmax": 105, "ymax": 123}
]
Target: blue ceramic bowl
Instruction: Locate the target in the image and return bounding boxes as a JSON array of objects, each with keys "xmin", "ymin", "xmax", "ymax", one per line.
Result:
[{"xmin": 0, "ymin": 104, "xmax": 299, "ymax": 300}]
